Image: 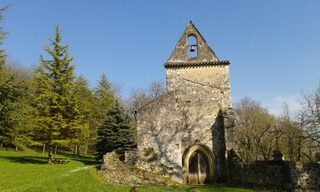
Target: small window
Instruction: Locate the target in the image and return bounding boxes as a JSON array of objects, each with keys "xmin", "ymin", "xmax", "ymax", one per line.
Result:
[{"xmin": 187, "ymin": 35, "xmax": 198, "ymax": 58}]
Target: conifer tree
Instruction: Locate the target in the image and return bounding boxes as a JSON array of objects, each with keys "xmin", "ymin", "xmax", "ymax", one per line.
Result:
[
  {"xmin": 94, "ymin": 73, "xmax": 116, "ymax": 119},
  {"xmin": 96, "ymin": 100, "xmax": 136, "ymax": 159},
  {"xmin": 33, "ymin": 26, "xmax": 80, "ymax": 162},
  {"xmin": 73, "ymin": 76, "xmax": 93, "ymax": 154},
  {"xmin": 91, "ymin": 74, "xmax": 117, "ymax": 152}
]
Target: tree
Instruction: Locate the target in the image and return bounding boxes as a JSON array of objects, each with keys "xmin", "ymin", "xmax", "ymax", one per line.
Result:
[
  {"xmin": 127, "ymin": 80, "xmax": 166, "ymax": 113},
  {"xmin": 73, "ymin": 75, "xmax": 94, "ymax": 154},
  {"xmin": 147, "ymin": 81, "xmax": 166, "ymax": 99},
  {"xmin": 0, "ymin": 75, "xmax": 25, "ymax": 148},
  {"xmin": 233, "ymin": 97, "xmax": 277, "ymax": 161},
  {"xmin": 94, "ymin": 73, "xmax": 116, "ymax": 115},
  {"xmin": 33, "ymin": 26, "xmax": 81, "ymax": 162},
  {"xmin": 0, "ymin": 6, "xmax": 32, "ymax": 149},
  {"xmin": 277, "ymin": 103, "xmax": 304, "ymax": 161},
  {"xmin": 89, "ymin": 74, "xmax": 117, "ymax": 151},
  {"xmin": 96, "ymin": 100, "xmax": 136, "ymax": 159},
  {"xmin": 297, "ymin": 83, "xmax": 320, "ymax": 161},
  {"xmin": 0, "ymin": 6, "xmax": 7, "ymax": 67},
  {"xmin": 299, "ymin": 84, "xmax": 320, "ymax": 146}
]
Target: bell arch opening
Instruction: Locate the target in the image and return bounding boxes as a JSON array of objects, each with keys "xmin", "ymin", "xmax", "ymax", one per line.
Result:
[
  {"xmin": 187, "ymin": 35, "xmax": 198, "ymax": 58},
  {"xmin": 182, "ymin": 144, "xmax": 214, "ymax": 184}
]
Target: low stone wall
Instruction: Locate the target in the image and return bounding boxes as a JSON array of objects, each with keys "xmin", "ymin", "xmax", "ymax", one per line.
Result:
[
  {"xmin": 227, "ymin": 152, "xmax": 320, "ymax": 191},
  {"xmin": 124, "ymin": 150, "xmax": 138, "ymax": 166},
  {"xmin": 294, "ymin": 163, "xmax": 320, "ymax": 190},
  {"xmin": 228, "ymin": 160, "xmax": 294, "ymax": 190}
]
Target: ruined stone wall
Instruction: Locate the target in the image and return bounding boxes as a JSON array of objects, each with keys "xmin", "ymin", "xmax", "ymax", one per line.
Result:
[
  {"xmin": 228, "ymin": 160, "xmax": 295, "ymax": 190},
  {"xmin": 124, "ymin": 150, "xmax": 138, "ymax": 166},
  {"xmin": 227, "ymin": 156, "xmax": 320, "ymax": 191},
  {"xmin": 294, "ymin": 163, "xmax": 320, "ymax": 190}
]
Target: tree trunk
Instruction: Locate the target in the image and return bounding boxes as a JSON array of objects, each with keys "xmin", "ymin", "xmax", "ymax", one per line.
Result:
[
  {"xmin": 42, "ymin": 144, "xmax": 46, "ymax": 155},
  {"xmin": 48, "ymin": 145, "xmax": 53, "ymax": 164},
  {"xmin": 84, "ymin": 145, "xmax": 88, "ymax": 155},
  {"xmin": 0, "ymin": 142, "xmax": 3, "ymax": 148},
  {"xmin": 297, "ymin": 142, "xmax": 301, "ymax": 161},
  {"xmin": 54, "ymin": 145, "xmax": 57, "ymax": 158}
]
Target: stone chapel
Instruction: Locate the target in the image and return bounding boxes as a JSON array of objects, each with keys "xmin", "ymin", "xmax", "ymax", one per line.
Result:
[{"xmin": 134, "ymin": 21, "xmax": 234, "ymax": 184}]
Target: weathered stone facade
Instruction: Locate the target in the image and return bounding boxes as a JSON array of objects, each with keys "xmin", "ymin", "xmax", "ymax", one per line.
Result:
[{"xmin": 134, "ymin": 21, "xmax": 233, "ymax": 184}]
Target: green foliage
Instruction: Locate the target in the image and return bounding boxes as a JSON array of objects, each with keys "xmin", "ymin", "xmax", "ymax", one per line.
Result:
[
  {"xmin": 33, "ymin": 26, "xmax": 83, "ymax": 155},
  {"xmin": 0, "ymin": 6, "xmax": 8, "ymax": 68},
  {"xmin": 0, "ymin": 75, "xmax": 25, "ymax": 146},
  {"xmin": 0, "ymin": 7, "xmax": 34, "ymax": 148},
  {"xmin": 94, "ymin": 73, "xmax": 116, "ymax": 122},
  {"xmin": 72, "ymin": 76, "xmax": 94, "ymax": 154},
  {"xmin": 88, "ymin": 74, "xmax": 117, "ymax": 152},
  {"xmin": 96, "ymin": 101, "xmax": 136, "ymax": 159}
]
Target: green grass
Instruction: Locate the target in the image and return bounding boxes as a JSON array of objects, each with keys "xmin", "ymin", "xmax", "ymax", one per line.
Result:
[{"xmin": 0, "ymin": 149, "xmax": 253, "ymax": 192}]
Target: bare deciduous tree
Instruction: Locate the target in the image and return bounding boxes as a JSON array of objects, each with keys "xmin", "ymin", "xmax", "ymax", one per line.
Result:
[
  {"xmin": 127, "ymin": 81, "xmax": 166, "ymax": 113},
  {"xmin": 277, "ymin": 103, "xmax": 304, "ymax": 161},
  {"xmin": 298, "ymin": 85, "xmax": 320, "ymax": 147},
  {"xmin": 233, "ymin": 97, "xmax": 277, "ymax": 161}
]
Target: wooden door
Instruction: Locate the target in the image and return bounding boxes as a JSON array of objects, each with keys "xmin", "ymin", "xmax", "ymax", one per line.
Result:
[{"xmin": 188, "ymin": 150, "xmax": 210, "ymax": 184}]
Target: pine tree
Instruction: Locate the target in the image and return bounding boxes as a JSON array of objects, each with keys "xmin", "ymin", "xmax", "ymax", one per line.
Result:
[
  {"xmin": 72, "ymin": 76, "xmax": 93, "ymax": 154},
  {"xmin": 96, "ymin": 100, "xmax": 136, "ymax": 159},
  {"xmin": 91, "ymin": 74, "xmax": 117, "ymax": 152},
  {"xmin": 94, "ymin": 73, "xmax": 116, "ymax": 119},
  {"xmin": 33, "ymin": 26, "xmax": 79, "ymax": 162}
]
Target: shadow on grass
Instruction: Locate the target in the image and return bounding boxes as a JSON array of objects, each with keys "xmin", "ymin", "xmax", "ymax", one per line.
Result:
[
  {"xmin": 57, "ymin": 152, "xmax": 98, "ymax": 166},
  {"xmin": 70, "ymin": 156, "xmax": 97, "ymax": 166},
  {"xmin": 0, "ymin": 155, "xmax": 48, "ymax": 164}
]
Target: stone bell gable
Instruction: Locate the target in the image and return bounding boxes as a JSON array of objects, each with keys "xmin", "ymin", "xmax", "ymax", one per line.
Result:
[{"xmin": 135, "ymin": 21, "xmax": 233, "ymax": 184}]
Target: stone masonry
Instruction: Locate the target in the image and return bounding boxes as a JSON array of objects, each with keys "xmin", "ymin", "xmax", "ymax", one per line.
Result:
[{"xmin": 134, "ymin": 21, "xmax": 233, "ymax": 184}]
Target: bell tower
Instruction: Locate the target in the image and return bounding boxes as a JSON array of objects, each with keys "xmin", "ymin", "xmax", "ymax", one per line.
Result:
[
  {"xmin": 164, "ymin": 21, "xmax": 232, "ymax": 113},
  {"xmin": 165, "ymin": 23, "xmax": 234, "ymax": 181},
  {"xmin": 135, "ymin": 21, "xmax": 234, "ymax": 183}
]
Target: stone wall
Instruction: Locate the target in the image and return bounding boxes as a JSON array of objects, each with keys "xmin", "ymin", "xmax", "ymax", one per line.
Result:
[
  {"xmin": 227, "ymin": 152, "xmax": 320, "ymax": 190},
  {"xmin": 294, "ymin": 163, "xmax": 320, "ymax": 190},
  {"xmin": 228, "ymin": 160, "xmax": 294, "ymax": 190},
  {"xmin": 124, "ymin": 150, "xmax": 138, "ymax": 166},
  {"xmin": 135, "ymin": 81, "xmax": 231, "ymax": 182}
]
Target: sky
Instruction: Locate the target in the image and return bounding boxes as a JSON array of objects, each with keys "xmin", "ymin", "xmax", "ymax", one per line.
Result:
[{"xmin": 1, "ymin": 0, "xmax": 320, "ymax": 116}]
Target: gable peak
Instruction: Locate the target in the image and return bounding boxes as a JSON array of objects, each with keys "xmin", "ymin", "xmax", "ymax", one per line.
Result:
[{"xmin": 166, "ymin": 21, "xmax": 219, "ymax": 65}]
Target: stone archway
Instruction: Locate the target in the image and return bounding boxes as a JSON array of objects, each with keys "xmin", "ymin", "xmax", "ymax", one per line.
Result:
[{"xmin": 182, "ymin": 144, "xmax": 214, "ymax": 184}]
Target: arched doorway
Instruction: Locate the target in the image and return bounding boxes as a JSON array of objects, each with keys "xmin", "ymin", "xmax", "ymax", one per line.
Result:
[
  {"xmin": 182, "ymin": 144, "xmax": 214, "ymax": 184},
  {"xmin": 188, "ymin": 150, "xmax": 210, "ymax": 184}
]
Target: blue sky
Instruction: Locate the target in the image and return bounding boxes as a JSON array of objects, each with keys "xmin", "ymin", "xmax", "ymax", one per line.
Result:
[{"xmin": 1, "ymin": 0, "xmax": 320, "ymax": 116}]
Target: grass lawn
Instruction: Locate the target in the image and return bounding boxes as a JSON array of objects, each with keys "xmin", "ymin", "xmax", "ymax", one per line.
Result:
[{"xmin": 0, "ymin": 149, "xmax": 253, "ymax": 192}]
